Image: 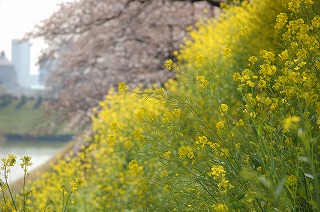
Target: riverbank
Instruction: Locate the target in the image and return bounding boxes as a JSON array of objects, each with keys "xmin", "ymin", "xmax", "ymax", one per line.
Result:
[{"xmin": 0, "ymin": 133, "xmax": 74, "ymax": 142}]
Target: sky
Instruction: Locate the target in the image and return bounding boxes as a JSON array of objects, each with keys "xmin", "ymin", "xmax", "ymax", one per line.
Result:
[{"xmin": 0, "ymin": 0, "xmax": 73, "ymax": 74}]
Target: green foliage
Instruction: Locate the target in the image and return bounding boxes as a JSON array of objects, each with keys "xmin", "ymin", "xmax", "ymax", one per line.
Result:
[{"xmin": 2, "ymin": 0, "xmax": 320, "ymax": 211}]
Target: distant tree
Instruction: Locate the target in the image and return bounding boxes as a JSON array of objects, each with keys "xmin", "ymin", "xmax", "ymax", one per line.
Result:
[
  {"xmin": 15, "ymin": 95, "xmax": 27, "ymax": 110},
  {"xmin": 33, "ymin": 96, "xmax": 43, "ymax": 110},
  {"xmin": 26, "ymin": 0, "xmax": 222, "ymax": 130},
  {"xmin": 0, "ymin": 94, "xmax": 12, "ymax": 109}
]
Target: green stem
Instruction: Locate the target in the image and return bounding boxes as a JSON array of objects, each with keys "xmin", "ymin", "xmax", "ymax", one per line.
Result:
[
  {"xmin": 4, "ymin": 166, "xmax": 17, "ymax": 211},
  {"xmin": 63, "ymin": 191, "xmax": 73, "ymax": 212},
  {"xmin": 22, "ymin": 166, "xmax": 27, "ymax": 212},
  {"xmin": 61, "ymin": 188, "xmax": 65, "ymax": 212},
  {"xmin": 309, "ymin": 142, "xmax": 320, "ymax": 205}
]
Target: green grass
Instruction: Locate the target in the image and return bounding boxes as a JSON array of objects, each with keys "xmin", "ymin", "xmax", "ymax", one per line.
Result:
[{"xmin": 0, "ymin": 100, "xmax": 44, "ymax": 135}]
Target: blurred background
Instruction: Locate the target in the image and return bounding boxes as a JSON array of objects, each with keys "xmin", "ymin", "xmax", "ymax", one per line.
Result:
[
  {"xmin": 0, "ymin": 0, "xmax": 220, "ymax": 182},
  {"xmin": 0, "ymin": 0, "xmax": 74, "ymax": 181}
]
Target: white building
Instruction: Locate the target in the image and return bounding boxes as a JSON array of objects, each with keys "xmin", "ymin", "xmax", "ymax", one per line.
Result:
[{"xmin": 11, "ymin": 39, "xmax": 31, "ymax": 88}]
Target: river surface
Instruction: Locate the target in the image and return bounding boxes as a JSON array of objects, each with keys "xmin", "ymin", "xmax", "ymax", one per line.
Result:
[{"xmin": 0, "ymin": 140, "xmax": 68, "ymax": 182}]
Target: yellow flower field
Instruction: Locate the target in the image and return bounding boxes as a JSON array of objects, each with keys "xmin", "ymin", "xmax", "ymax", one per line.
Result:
[{"xmin": 1, "ymin": 0, "xmax": 320, "ymax": 211}]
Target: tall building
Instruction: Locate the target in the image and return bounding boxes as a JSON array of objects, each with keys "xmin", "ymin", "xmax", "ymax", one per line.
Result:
[{"xmin": 11, "ymin": 39, "xmax": 31, "ymax": 88}]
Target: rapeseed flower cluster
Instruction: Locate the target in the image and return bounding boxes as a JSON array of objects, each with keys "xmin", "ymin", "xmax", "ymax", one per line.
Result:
[
  {"xmin": 178, "ymin": 146, "xmax": 194, "ymax": 160},
  {"xmin": 2, "ymin": 0, "xmax": 319, "ymax": 211}
]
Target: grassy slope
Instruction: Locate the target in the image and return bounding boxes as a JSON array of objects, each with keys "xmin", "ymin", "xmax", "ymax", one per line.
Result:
[
  {"xmin": 0, "ymin": 100, "xmax": 44, "ymax": 135},
  {"xmin": 0, "ymin": 99, "xmax": 76, "ymax": 135}
]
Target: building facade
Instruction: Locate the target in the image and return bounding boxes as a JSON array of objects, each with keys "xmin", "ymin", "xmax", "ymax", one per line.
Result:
[{"xmin": 11, "ymin": 39, "xmax": 31, "ymax": 88}]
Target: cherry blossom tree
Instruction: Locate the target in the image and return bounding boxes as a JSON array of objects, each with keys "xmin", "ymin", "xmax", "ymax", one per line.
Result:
[{"xmin": 27, "ymin": 0, "xmax": 223, "ymax": 129}]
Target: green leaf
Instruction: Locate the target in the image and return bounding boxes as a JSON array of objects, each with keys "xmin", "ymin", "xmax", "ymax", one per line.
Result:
[
  {"xmin": 230, "ymin": 202, "xmax": 245, "ymax": 210},
  {"xmin": 258, "ymin": 175, "xmax": 273, "ymax": 190},
  {"xmin": 274, "ymin": 177, "xmax": 286, "ymax": 199},
  {"xmin": 229, "ymin": 193, "xmax": 246, "ymax": 203},
  {"xmin": 298, "ymin": 187, "xmax": 307, "ymax": 199}
]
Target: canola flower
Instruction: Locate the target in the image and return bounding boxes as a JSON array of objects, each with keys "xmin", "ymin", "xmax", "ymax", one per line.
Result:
[
  {"xmin": 220, "ymin": 104, "xmax": 228, "ymax": 113},
  {"xmin": 118, "ymin": 82, "xmax": 128, "ymax": 93},
  {"xmin": 283, "ymin": 116, "xmax": 300, "ymax": 132},
  {"xmin": 196, "ymin": 136, "xmax": 208, "ymax": 148},
  {"xmin": 164, "ymin": 59, "xmax": 173, "ymax": 71},
  {"xmin": 216, "ymin": 121, "xmax": 225, "ymax": 130},
  {"xmin": 213, "ymin": 203, "xmax": 229, "ymax": 212},
  {"xmin": 178, "ymin": 146, "xmax": 195, "ymax": 160},
  {"xmin": 211, "ymin": 165, "xmax": 226, "ymax": 180},
  {"xmin": 286, "ymin": 175, "xmax": 298, "ymax": 187},
  {"xmin": 196, "ymin": 54, "xmax": 205, "ymax": 67},
  {"xmin": 163, "ymin": 151, "xmax": 171, "ymax": 159},
  {"xmin": 195, "ymin": 75, "xmax": 209, "ymax": 89}
]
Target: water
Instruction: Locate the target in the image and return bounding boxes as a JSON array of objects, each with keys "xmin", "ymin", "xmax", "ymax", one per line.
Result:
[{"xmin": 0, "ymin": 140, "xmax": 68, "ymax": 182}]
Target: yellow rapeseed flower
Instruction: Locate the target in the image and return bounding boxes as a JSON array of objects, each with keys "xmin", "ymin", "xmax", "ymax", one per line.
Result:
[
  {"xmin": 133, "ymin": 129, "xmax": 144, "ymax": 141},
  {"xmin": 213, "ymin": 203, "xmax": 229, "ymax": 212},
  {"xmin": 312, "ymin": 16, "xmax": 320, "ymax": 28},
  {"xmin": 162, "ymin": 112, "xmax": 173, "ymax": 124},
  {"xmin": 118, "ymin": 82, "xmax": 128, "ymax": 93},
  {"xmin": 196, "ymin": 136, "xmax": 208, "ymax": 148},
  {"xmin": 288, "ymin": 0, "xmax": 301, "ymax": 13},
  {"xmin": 220, "ymin": 148, "xmax": 230, "ymax": 157},
  {"xmin": 71, "ymin": 178, "xmax": 84, "ymax": 192},
  {"xmin": 236, "ymin": 119, "xmax": 245, "ymax": 126},
  {"xmin": 260, "ymin": 50, "xmax": 275, "ymax": 64},
  {"xmin": 286, "ymin": 175, "xmax": 298, "ymax": 187},
  {"xmin": 178, "ymin": 146, "xmax": 194, "ymax": 159},
  {"xmin": 163, "ymin": 185, "xmax": 170, "ymax": 192},
  {"xmin": 248, "ymin": 56, "xmax": 258, "ymax": 65},
  {"xmin": 124, "ymin": 140, "xmax": 132, "ymax": 150},
  {"xmin": 279, "ymin": 50, "xmax": 289, "ymax": 61},
  {"xmin": 164, "ymin": 59, "xmax": 173, "ymax": 71},
  {"xmin": 220, "ymin": 104, "xmax": 228, "ymax": 113},
  {"xmin": 129, "ymin": 160, "xmax": 143, "ymax": 176},
  {"xmin": 172, "ymin": 108, "xmax": 181, "ymax": 118},
  {"xmin": 275, "ymin": 13, "xmax": 288, "ymax": 29},
  {"xmin": 218, "ymin": 178, "xmax": 234, "ymax": 193},
  {"xmin": 216, "ymin": 121, "xmax": 225, "ymax": 130},
  {"xmin": 107, "ymin": 135, "xmax": 116, "ymax": 146},
  {"xmin": 222, "ymin": 48, "xmax": 232, "ymax": 58},
  {"xmin": 160, "ymin": 170, "xmax": 168, "ymax": 177},
  {"xmin": 196, "ymin": 54, "xmax": 204, "ymax": 67},
  {"xmin": 283, "ymin": 116, "xmax": 300, "ymax": 131},
  {"xmin": 196, "ymin": 76, "xmax": 209, "ymax": 89},
  {"xmin": 211, "ymin": 165, "xmax": 226, "ymax": 180},
  {"xmin": 240, "ymin": 26, "xmax": 250, "ymax": 36},
  {"xmin": 235, "ymin": 143, "xmax": 241, "ymax": 151},
  {"xmin": 163, "ymin": 151, "xmax": 171, "ymax": 159}
]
